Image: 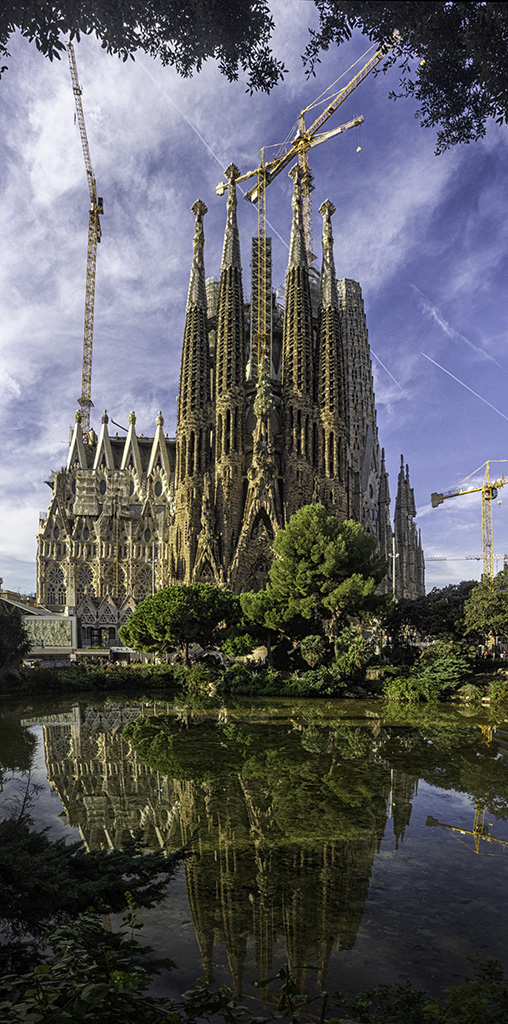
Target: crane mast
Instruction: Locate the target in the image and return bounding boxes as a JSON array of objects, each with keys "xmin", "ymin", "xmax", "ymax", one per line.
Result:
[
  {"xmin": 67, "ymin": 41, "xmax": 103, "ymax": 438},
  {"xmin": 431, "ymin": 461, "xmax": 508, "ymax": 580}
]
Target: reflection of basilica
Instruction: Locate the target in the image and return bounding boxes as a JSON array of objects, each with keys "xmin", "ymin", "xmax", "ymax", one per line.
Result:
[{"xmin": 31, "ymin": 706, "xmax": 418, "ymax": 993}]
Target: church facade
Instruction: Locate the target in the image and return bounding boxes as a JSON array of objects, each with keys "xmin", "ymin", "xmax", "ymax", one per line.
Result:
[{"xmin": 36, "ymin": 164, "xmax": 424, "ymax": 647}]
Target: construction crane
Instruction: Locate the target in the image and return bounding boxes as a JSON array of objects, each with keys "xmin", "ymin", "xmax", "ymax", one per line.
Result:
[
  {"xmin": 67, "ymin": 41, "xmax": 103, "ymax": 439},
  {"xmin": 427, "ymin": 555, "xmax": 507, "ymax": 564},
  {"xmin": 431, "ymin": 461, "xmax": 508, "ymax": 581},
  {"xmin": 216, "ymin": 33, "xmax": 397, "ymax": 366}
]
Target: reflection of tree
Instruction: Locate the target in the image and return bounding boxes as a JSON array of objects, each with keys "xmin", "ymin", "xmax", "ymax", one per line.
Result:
[
  {"xmin": 124, "ymin": 715, "xmax": 414, "ymax": 993},
  {"xmin": 27, "ymin": 705, "xmax": 508, "ymax": 999}
]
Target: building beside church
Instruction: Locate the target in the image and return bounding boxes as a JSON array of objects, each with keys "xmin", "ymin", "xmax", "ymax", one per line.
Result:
[{"xmin": 36, "ymin": 164, "xmax": 424, "ymax": 647}]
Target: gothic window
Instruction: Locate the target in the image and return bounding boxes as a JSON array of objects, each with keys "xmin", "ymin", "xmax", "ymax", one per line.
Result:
[
  {"xmin": 99, "ymin": 479, "xmax": 107, "ymax": 495},
  {"xmin": 145, "ymin": 529, "xmax": 151, "ymax": 543},
  {"xmin": 134, "ymin": 566, "xmax": 152, "ymax": 600},
  {"xmin": 225, "ymin": 409, "xmax": 231, "ymax": 455},
  {"xmin": 54, "ymin": 526, "xmax": 60, "ymax": 540},
  {"xmin": 181, "ymin": 437, "xmax": 186, "ymax": 482},
  {"xmin": 103, "ymin": 566, "xmax": 127, "ymax": 600},
  {"xmin": 77, "ymin": 565, "xmax": 95, "ymax": 601},
  {"xmin": 217, "ymin": 416, "xmax": 222, "ymax": 460},
  {"xmin": 313, "ymin": 423, "xmax": 318, "ymax": 467},
  {"xmin": 46, "ymin": 564, "xmax": 66, "ymax": 606},
  {"xmin": 296, "ymin": 410, "xmax": 302, "ymax": 455},
  {"xmin": 188, "ymin": 432, "xmax": 195, "ymax": 476},
  {"xmin": 328, "ymin": 432, "xmax": 335, "ymax": 476},
  {"xmin": 154, "ymin": 480, "xmax": 162, "ymax": 497},
  {"xmin": 83, "ymin": 526, "xmax": 90, "ymax": 540}
]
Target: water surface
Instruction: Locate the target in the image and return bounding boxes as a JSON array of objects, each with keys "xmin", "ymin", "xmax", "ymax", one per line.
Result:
[{"xmin": 1, "ymin": 695, "xmax": 507, "ymax": 1006}]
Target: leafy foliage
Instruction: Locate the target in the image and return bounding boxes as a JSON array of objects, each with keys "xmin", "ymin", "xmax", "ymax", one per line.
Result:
[
  {"xmin": 241, "ymin": 506, "xmax": 387, "ymax": 643},
  {"xmin": 0, "ymin": 816, "xmax": 182, "ymax": 972},
  {"xmin": 383, "ymin": 580, "xmax": 477, "ymax": 645},
  {"xmin": 300, "ymin": 634, "xmax": 328, "ymax": 667},
  {"xmin": 119, "ymin": 583, "xmax": 241, "ymax": 663},
  {"xmin": 333, "ymin": 957, "xmax": 508, "ymax": 1023},
  {"xmin": 306, "ymin": 2, "xmax": 508, "ymax": 152},
  {"xmin": 0, "ymin": 606, "xmax": 31, "ymax": 675},
  {"xmin": 383, "ymin": 639, "xmax": 475, "ymax": 702},
  {"xmin": 0, "ymin": 1, "xmax": 285, "ymax": 93},
  {"xmin": 463, "ymin": 567, "xmax": 508, "ymax": 638}
]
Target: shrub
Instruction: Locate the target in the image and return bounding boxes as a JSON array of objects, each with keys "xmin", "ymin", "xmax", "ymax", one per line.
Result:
[
  {"xmin": 456, "ymin": 683, "xmax": 483, "ymax": 702},
  {"xmin": 486, "ymin": 677, "xmax": 508, "ymax": 701}
]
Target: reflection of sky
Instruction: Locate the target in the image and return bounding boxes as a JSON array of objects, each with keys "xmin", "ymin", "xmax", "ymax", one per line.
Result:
[{"xmin": 1, "ymin": 727, "xmax": 81, "ymax": 844}]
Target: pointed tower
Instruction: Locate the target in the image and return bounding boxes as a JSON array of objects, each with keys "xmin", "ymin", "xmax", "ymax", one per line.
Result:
[
  {"xmin": 214, "ymin": 164, "xmax": 247, "ymax": 577},
  {"xmin": 281, "ymin": 164, "xmax": 315, "ymax": 519},
  {"xmin": 377, "ymin": 448, "xmax": 393, "ymax": 592},
  {"xmin": 337, "ymin": 278, "xmax": 381, "ymax": 531},
  {"xmin": 174, "ymin": 200, "xmax": 213, "ymax": 582},
  {"xmin": 394, "ymin": 456, "xmax": 424, "ymax": 599},
  {"xmin": 315, "ymin": 199, "xmax": 348, "ymax": 519}
]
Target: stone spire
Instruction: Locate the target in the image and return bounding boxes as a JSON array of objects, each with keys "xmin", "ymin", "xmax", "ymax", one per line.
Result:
[
  {"xmin": 319, "ymin": 199, "xmax": 339, "ymax": 310},
  {"xmin": 177, "ymin": 200, "xmax": 211, "ymax": 440},
  {"xmin": 214, "ymin": 163, "xmax": 247, "ymax": 574},
  {"xmin": 281, "ymin": 165, "xmax": 316, "ymax": 517},
  {"xmin": 174, "ymin": 200, "xmax": 213, "ymax": 582},
  {"xmin": 287, "ymin": 163, "xmax": 308, "ymax": 272},
  {"xmin": 394, "ymin": 455, "xmax": 424, "ymax": 599},
  {"xmin": 186, "ymin": 199, "xmax": 208, "ymax": 309},
  {"xmin": 377, "ymin": 448, "xmax": 393, "ymax": 591},
  {"xmin": 314, "ymin": 198, "xmax": 347, "ymax": 518},
  {"xmin": 220, "ymin": 163, "xmax": 242, "ymax": 271}
]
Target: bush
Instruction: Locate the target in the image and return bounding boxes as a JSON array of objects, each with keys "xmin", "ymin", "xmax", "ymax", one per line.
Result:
[
  {"xmin": 456, "ymin": 683, "xmax": 483, "ymax": 702},
  {"xmin": 486, "ymin": 677, "xmax": 508, "ymax": 702},
  {"xmin": 221, "ymin": 662, "xmax": 254, "ymax": 692}
]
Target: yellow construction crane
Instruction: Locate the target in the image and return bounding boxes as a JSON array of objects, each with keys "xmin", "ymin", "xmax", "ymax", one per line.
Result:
[
  {"xmin": 67, "ymin": 41, "xmax": 103, "ymax": 439},
  {"xmin": 431, "ymin": 461, "xmax": 508, "ymax": 580},
  {"xmin": 216, "ymin": 33, "xmax": 397, "ymax": 365}
]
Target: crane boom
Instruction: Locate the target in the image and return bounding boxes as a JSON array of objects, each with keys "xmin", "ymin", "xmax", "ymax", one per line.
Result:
[{"xmin": 67, "ymin": 41, "xmax": 103, "ymax": 438}]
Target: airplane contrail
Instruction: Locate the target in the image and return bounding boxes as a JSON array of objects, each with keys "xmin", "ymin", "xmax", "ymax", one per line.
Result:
[
  {"xmin": 137, "ymin": 58, "xmax": 288, "ymax": 247},
  {"xmin": 371, "ymin": 350, "xmax": 403, "ymax": 390},
  {"xmin": 421, "ymin": 352, "xmax": 508, "ymax": 421},
  {"xmin": 412, "ymin": 285, "xmax": 505, "ymax": 370}
]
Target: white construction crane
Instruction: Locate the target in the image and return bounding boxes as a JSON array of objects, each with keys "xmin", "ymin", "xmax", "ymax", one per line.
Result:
[{"xmin": 67, "ymin": 41, "xmax": 103, "ymax": 438}]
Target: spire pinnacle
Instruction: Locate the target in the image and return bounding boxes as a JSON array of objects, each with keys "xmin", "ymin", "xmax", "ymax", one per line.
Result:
[
  {"xmin": 319, "ymin": 199, "xmax": 338, "ymax": 309},
  {"xmin": 221, "ymin": 164, "xmax": 241, "ymax": 270},
  {"xmin": 187, "ymin": 200, "xmax": 208, "ymax": 310},
  {"xmin": 287, "ymin": 164, "xmax": 308, "ymax": 270}
]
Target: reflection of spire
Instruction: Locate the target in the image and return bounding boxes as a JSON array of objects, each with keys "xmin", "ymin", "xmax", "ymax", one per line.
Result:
[{"xmin": 391, "ymin": 772, "xmax": 418, "ymax": 849}]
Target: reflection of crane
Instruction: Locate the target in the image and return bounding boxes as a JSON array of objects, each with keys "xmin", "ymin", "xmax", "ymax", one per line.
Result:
[
  {"xmin": 426, "ymin": 814, "xmax": 508, "ymax": 855},
  {"xmin": 426, "ymin": 726, "xmax": 508, "ymax": 855},
  {"xmin": 431, "ymin": 462, "xmax": 508, "ymax": 580},
  {"xmin": 67, "ymin": 42, "xmax": 104, "ymax": 438},
  {"xmin": 216, "ymin": 34, "xmax": 397, "ymax": 364}
]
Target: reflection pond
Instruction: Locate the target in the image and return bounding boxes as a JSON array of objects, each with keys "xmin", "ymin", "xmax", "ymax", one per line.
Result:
[{"xmin": 2, "ymin": 696, "xmax": 508, "ymax": 1004}]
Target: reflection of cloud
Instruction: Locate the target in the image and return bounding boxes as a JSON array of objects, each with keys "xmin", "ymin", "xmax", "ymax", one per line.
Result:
[{"xmin": 412, "ymin": 285, "xmax": 505, "ymax": 370}]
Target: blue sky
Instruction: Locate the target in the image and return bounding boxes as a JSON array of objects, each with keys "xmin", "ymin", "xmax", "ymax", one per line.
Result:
[{"xmin": 1, "ymin": 0, "xmax": 508, "ymax": 595}]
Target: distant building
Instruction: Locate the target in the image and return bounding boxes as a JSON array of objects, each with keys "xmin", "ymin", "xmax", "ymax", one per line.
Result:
[{"xmin": 36, "ymin": 166, "xmax": 424, "ymax": 645}]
